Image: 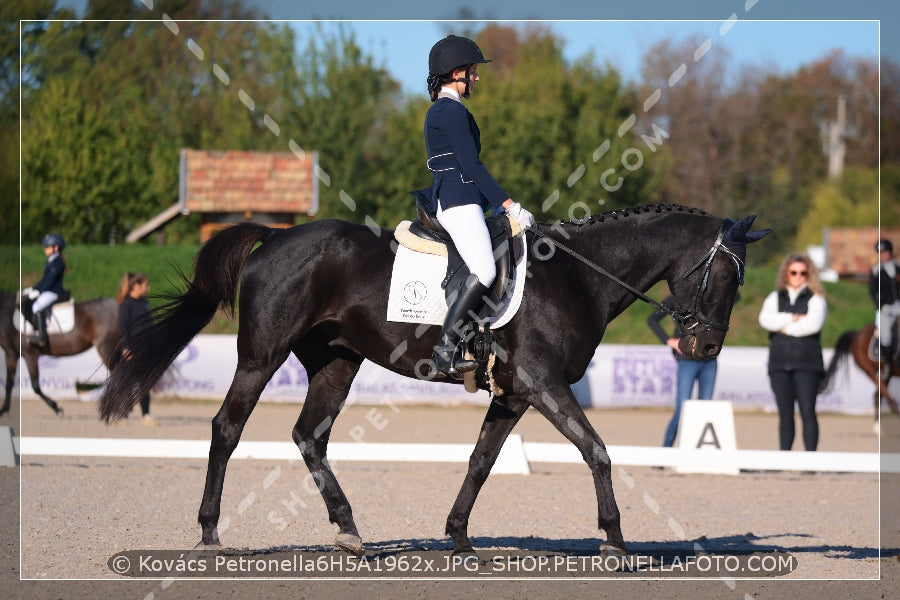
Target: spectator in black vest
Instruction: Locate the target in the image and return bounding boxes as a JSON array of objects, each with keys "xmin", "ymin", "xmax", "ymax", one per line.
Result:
[{"xmin": 758, "ymin": 253, "xmax": 827, "ymax": 451}]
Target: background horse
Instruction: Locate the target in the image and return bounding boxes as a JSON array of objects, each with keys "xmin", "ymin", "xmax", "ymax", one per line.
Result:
[
  {"xmin": 99, "ymin": 204, "xmax": 769, "ymax": 557},
  {"xmin": 0, "ymin": 289, "xmax": 119, "ymax": 416},
  {"xmin": 821, "ymin": 322, "xmax": 900, "ymax": 428}
]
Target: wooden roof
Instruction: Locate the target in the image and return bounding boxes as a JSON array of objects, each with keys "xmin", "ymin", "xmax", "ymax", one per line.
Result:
[
  {"xmin": 179, "ymin": 149, "xmax": 318, "ymax": 215},
  {"xmin": 825, "ymin": 227, "xmax": 900, "ymax": 276}
]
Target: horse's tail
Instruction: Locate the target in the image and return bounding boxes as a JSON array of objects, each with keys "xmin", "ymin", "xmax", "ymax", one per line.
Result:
[
  {"xmin": 819, "ymin": 330, "xmax": 856, "ymax": 394},
  {"xmin": 99, "ymin": 223, "xmax": 275, "ymax": 423}
]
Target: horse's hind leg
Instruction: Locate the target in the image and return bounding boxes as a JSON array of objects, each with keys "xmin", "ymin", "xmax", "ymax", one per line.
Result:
[
  {"xmin": 291, "ymin": 350, "xmax": 364, "ymax": 554},
  {"xmin": 530, "ymin": 381, "xmax": 626, "ymax": 554},
  {"xmin": 197, "ymin": 360, "xmax": 285, "ymax": 547},
  {"xmin": 445, "ymin": 397, "xmax": 529, "ymax": 554}
]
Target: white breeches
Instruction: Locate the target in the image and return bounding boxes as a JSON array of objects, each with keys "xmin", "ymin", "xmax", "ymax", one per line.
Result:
[
  {"xmin": 877, "ymin": 302, "xmax": 900, "ymax": 345},
  {"xmin": 436, "ymin": 203, "xmax": 496, "ymax": 287},
  {"xmin": 32, "ymin": 291, "xmax": 58, "ymax": 313}
]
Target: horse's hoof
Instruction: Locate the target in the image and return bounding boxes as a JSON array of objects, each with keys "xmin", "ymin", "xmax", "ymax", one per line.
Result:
[
  {"xmin": 194, "ymin": 540, "xmax": 221, "ymax": 550},
  {"xmin": 599, "ymin": 542, "xmax": 627, "ymax": 558},
  {"xmin": 55, "ymin": 408, "xmax": 64, "ymax": 417},
  {"xmin": 451, "ymin": 547, "xmax": 479, "ymax": 560},
  {"xmin": 335, "ymin": 532, "xmax": 364, "ymax": 556}
]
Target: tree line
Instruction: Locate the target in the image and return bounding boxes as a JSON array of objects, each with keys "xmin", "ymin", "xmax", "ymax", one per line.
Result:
[{"xmin": 3, "ymin": 0, "xmax": 896, "ymax": 266}]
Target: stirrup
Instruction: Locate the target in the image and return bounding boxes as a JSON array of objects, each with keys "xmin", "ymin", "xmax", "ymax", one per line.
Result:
[
  {"xmin": 27, "ymin": 334, "xmax": 47, "ymax": 349},
  {"xmin": 431, "ymin": 351, "xmax": 477, "ymax": 381},
  {"xmin": 431, "ymin": 338, "xmax": 477, "ymax": 380}
]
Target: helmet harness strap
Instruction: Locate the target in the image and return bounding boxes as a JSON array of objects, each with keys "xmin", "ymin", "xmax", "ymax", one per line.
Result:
[{"xmin": 451, "ymin": 65, "xmax": 473, "ymax": 98}]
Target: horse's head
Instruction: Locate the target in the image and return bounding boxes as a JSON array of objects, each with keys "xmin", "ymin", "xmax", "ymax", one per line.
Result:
[{"xmin": 670, "ymin": 215, "xmax": 771, "ymax": 361}]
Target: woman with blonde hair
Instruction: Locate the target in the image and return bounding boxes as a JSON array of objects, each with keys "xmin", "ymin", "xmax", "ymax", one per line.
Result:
[
  {"xmin": 758, "ymin": 253, "xmax": 827, "ymax": 451},
  {"xmin": 116, "ymin": 272, "xmax": 154, "ymax": 425}
]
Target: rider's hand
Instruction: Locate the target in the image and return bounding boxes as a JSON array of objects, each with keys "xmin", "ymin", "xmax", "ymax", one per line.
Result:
[
  {"xmin": 24, "ymin": 287, "xmax": 39, "ymax": 300},
  {"xmin": 507, "ymin": 201, "xmax": 535, "ymax": 229}
]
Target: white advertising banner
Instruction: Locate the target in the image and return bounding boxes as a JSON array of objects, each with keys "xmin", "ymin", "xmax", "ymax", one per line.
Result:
[{"xmin": 4, "ymin": 335, "xmax": 886, "ymax": 415}]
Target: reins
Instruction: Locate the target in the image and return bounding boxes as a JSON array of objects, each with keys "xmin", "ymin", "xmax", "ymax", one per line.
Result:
[
  {"xmin": 526, "ymin": 226, "xmax": 674, "ymax": 318},
  {"xmin": 525, "ymin": 220, "xmax": 744, "ymax": 333}
]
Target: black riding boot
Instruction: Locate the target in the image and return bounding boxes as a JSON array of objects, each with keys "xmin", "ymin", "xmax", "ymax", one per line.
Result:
[
  {"xmin": 27, "ymin": 309, "xmax": 49, "ymax": 349},
  {"xmin": 431, "ymin": 279, "xmax": 490, "ymax": 380}
]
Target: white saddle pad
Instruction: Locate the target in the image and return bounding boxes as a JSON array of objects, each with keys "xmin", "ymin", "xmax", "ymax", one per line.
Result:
[
  {"xmin": 386, "ymin": 233, "xmax": 527, "ymax": 328},
  {"xmin": 13, "ymin": 300, "xmax": 77, "ymax": 336}
]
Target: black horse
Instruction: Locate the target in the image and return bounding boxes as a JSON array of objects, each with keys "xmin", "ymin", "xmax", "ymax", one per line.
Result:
[
  {"xmin": 1, "ymin": 289, "xmax": 119, "ymax": 416},
  {"xmin": 99, "ymin": 204, "xmax": 769, "ymax": 556}
]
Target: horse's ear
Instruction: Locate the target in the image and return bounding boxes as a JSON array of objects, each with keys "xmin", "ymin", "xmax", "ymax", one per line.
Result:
[
  {"xmin": 746, "ymin": 228, "xmax": 772, "ymax": 243},
  {"xmin": 725, "ymin": 215, "xmax": 771, "ymax": 244}
]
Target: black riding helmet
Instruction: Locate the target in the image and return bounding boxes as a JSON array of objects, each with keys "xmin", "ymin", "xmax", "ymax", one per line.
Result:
[
  {"xmin": 41, "ymin": 233, "xmax": 66, "ymax": 251},
  {"xmin": 876, "ymin": 239, "xmax": 894, "ymax": 253},
  {"xmin": 427, "ymin": 35, "xmax": 490, "ymax": 99}
]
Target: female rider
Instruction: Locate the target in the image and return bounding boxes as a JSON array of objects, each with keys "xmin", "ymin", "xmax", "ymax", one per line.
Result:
[{"xmin": 420, "ymin": 34, "xmax": 534, "ymax": 379}]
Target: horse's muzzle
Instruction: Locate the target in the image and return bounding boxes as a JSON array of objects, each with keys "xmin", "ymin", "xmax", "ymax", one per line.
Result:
[{"xmin": 680, "ymin": 335, "xmax": 722, "ymax": 361}]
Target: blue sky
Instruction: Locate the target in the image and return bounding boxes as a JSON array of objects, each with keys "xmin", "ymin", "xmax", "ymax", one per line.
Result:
[
  {"xmin": 249, "ymin": 1, "xmax": 896, "ymax": 67},
  {"xmin": 305, "ymin": 20, "xmax": 879, "ymax": 96},
  {"xmin": 53, "ymin": 1, "xmax": 885, "ymax": 97}
]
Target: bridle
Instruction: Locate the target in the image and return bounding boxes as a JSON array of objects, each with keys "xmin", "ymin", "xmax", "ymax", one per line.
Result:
[
  {"xmin": 671, "ymin": 220, "xmax": 746, "ymax": 333},
  {"xmin": 527, "ymin": 219, "xmax": 745, "ymax": 334}
]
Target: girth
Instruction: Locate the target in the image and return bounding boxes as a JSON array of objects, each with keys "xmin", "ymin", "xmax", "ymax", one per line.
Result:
[{"xmin": 408, "ymin": 199, "xmax": 513, "ymax": 305}]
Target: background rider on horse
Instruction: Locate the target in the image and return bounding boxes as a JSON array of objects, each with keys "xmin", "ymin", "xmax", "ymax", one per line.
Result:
[
  {"xmin": 22, "ymin": 233, "xmax": 68, "ymax": 349},
  {"xmin": 871, "ymin": 238, "xmax": 900, "ymax": 368}
]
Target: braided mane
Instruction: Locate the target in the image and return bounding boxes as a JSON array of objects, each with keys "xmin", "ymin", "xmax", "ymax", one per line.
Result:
[{"xmin": 552, "ymin": 204, "xmax": 710, "ymax": 226}]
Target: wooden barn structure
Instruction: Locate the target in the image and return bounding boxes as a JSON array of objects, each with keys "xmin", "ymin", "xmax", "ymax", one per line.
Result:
[
  {"xmin": 127, "ymin": 149, "xmax": 318, "ymax": 243},
  {"xmin": 824, "ymin": 226, "xmax": 900, "ymax": 280}
]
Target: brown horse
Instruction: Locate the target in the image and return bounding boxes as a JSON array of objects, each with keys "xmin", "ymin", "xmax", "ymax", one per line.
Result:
[
  {"xmin": 0, "ymin": 289, "xmax": 119, "ymax": 416},
  {"xmin": 821, "ymin": 322, "xmax": 900, "ymax": 426}
]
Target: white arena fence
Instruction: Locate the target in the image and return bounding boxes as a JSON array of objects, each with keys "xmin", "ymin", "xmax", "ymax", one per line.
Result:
[
  {"xmin": 11, "ymin": 434, "xmax": 898, "ymax": 475},
  {"xmin": 3, "ymin": 335, "xmax": 893, "ymax": 415}
]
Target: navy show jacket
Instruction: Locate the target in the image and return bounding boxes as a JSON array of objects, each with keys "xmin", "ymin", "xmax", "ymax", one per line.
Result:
[
  {"xmin": 420, "ymin": 96, "xmax": 508, "ymax": 214},
  {"xmin": 34, "ymin": 253, "xmax": 66, "ymax": 295}
]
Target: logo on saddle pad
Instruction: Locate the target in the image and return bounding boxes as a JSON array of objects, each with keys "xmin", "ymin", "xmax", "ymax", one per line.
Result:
[
  {"xmin": 387, "ymin": 223, "xmax": 527, "ymax": 327},
  {"xmin": 402, "ymin": 281, "xmax": 429, "ymax": 305}
]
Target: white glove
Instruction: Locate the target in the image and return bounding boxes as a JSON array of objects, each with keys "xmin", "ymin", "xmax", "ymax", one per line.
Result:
[
  {"xmin": 507, "ymin": 201, "xmax": 535, "ymax": 229},
  {"xmin": 25, "ymin": 287, "xmax": 39, "ymax": 300}
]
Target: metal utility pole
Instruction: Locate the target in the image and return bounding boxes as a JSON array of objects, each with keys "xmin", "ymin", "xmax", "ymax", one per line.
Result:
[{"xmin": 827, "ymin": 94, "xmax": 847, "ymax": 178}]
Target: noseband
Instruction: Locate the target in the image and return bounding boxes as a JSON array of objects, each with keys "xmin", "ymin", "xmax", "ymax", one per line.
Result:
[
  {"xmin": 671, "ymin": 221, "xmax": 745, "ymax": 334},
  {"xmin": 528, "ymin": 219, "xmax": 745, "ymax": 335}
]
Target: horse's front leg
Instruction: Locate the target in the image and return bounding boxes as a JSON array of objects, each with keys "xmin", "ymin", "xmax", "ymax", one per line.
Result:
[
  {"xmin": 293, "ymin": 353, "xmax": 364, "ymax": 555},
  {"xmin": 445, "ymin": 397, "xmax": 529, "ymax": 554},
  {"xmin": 23, "ymin": 352, "xmax": 62, "ymax": 415},
  {"xmin": 1, "ymin": 351, "xmax": 15, "ymax": 415},
  {"xmin": 529, "ymin": 381, "xmax": 627, "ymax": 555},
  {"xmin": 879, "ymin": 373, "xmax": 900, "ymax": 414}
]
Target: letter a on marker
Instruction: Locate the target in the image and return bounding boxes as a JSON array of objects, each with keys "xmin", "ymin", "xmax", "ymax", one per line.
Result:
[{"xmin": 696, "ymin": 422, "xmax": 721, "ymax": 449}]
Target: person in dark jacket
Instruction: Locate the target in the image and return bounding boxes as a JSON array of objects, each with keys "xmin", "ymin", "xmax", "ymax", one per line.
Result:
[
  {"xmin": 870, "ymin": 238, "xmax": 900, "ymax": 361},
  {"xmin": 116, "ymin": 271, "xmax": 155, "ymax": 425},
  {"xmin": 648, "ymin": 295, "xmax": 719, "ymax": 447},
  {"xmin": 758, "ymin": 253, "xmax": 827, "ymax": 451},
  {"xmin": 23, "ymin": 233, "xmax": 67, "ymax": 349},
  {"xmin": 419, "ymin": 34, "xmax": 535, "ymax": 380}
]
